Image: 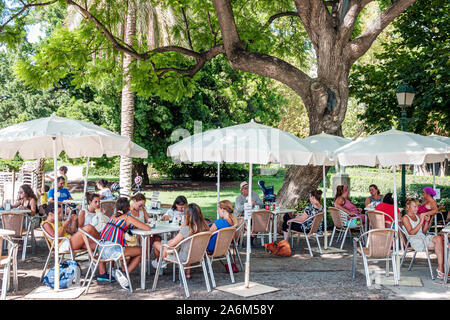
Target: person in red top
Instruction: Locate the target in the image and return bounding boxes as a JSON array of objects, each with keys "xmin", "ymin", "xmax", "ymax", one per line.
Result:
[{"xmin": 375, "ymin": 193, "xmax": 401, "ymax": 228}]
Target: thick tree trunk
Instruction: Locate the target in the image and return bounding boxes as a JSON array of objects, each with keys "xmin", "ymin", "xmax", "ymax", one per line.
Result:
[
  {"xmin": 132, "ymin": 162, "xmax": 150, "ymax": 185},
  {"xmin": 277, "ymin": 66, "xmax": 349, "ymax": 207},
  {"xmin": 119, "ymin": 1, "xmax": 136, "ymax": 195}
]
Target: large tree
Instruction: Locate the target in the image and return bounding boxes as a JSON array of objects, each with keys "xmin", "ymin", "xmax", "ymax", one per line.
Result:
[
  {"xmin": 3, "ymin": 0, "xmax": 418, "ymax": 206},
  {"xmin": 350, "ymin": 0, "xmax": 449, "ymax": 136}
]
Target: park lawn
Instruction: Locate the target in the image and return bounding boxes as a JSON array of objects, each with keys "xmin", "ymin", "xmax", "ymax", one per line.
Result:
[{"xmin": 72, "ymin": 167, "xmax": 450, "ymax": 221}]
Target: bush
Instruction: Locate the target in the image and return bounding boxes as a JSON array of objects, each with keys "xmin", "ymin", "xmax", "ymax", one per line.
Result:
[{"xmin": 153, "ymin": 161, "xmax": 251, "ymax": 181}]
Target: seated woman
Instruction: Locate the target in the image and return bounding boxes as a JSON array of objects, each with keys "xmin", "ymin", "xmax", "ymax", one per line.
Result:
[
  {"xmin": 402, "ymin": 198, "xmax": 446, "ymax": 279},
  {"xmin": 162, "ymin": 195, "xmax": 188, "ymax": 222},
  {"xmin": 129, "ymin": 193, "xmax": 161, "ymax": 266},
  {"xmin": 334, "ymin": 185, "xmax": 366, "ymax": 226},
  {"xmin": 364, "ymin": 184, "xmax": 384, "ymax": 209},
  {"xmin": 12, "ymin": 184, "xmax": 38, "ymax": 216},
  {"xmin": 41, "ymin": 203, "xmax": 98, "ymax": 253},
  {"xmin": 78, "ymin": 193, "xmax": 109, "ymax": 237},
  {"xmin": 374, "ymin": 193, "xmax": 401, "ymax": 228},
  {"xmin": 417, "ymin": 187, "xmax": 444, "ymax": 219},
  {"xmin": 153, "ymin": 203, "xmax": 209, "ymax": 279},
  {"xmin": 207, "ymin": 200, "xmax": 238, "ymax": 253},
  {"xmin": 96, "ymin": 179, "xmax": 114, "ymax": 201},
  {"xmin": 282, "ymin": 190, "xmax": 323, "ymax": 240},
  {"xmin": 129, "ymin": 193, "xmax": 150, "ymax": 223},
  {"xmin": 97, "ymin": 197, "xmax": 151, "ymax": 289}
]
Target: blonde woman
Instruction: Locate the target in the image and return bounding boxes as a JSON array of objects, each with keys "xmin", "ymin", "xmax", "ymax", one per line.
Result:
[
  {"xmin": 207, "ymin": 200, "xmax": 238, "ymax": 253},
  {"xmin": 402, "ymin": 198, "xmax": 446, "ymax": 279}
]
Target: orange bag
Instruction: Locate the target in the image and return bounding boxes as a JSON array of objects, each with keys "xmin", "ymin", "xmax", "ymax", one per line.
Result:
[{"xmin": 264, "ymin": 240, "xmax": 291, "ymax": 257}]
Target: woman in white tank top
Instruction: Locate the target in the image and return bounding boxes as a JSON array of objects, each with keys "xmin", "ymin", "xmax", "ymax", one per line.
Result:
[{"xmin": 402, "ymin": 198, "xmax": 446, "ymax": 279}]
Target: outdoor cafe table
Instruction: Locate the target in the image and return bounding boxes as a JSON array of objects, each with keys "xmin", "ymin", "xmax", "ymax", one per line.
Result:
[
  {"xmin": 131, "ymin": 221, "xmax": 181, "ymax": 290},
  {"xmin": 147, "ymin": 208, "xmax": 169, "ymax": 221},
  {"xmin": 443, "ymin": 225, "xmax": 450, "ymax": 284}
]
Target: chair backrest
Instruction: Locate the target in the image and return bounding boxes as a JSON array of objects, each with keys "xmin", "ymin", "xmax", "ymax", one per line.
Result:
[
  {"xmin": 100, "ymin": 200, "xmax": 116, "ymax": 218},
  {"xmin": 367, "ymin": 210, "xmax": 385, "ymax": 229},
  {"xmin": 79, "ymin": 228, "xmax": 100, "ymax": 261},
  {"xmin": 367, "ymin": 210, "xmax": 395, "ymax": 230},
  {"xmin": 0, "ymin": 212, "xmax": 25, "ymax": 238},
  {"xmin": 366, "ymin": 229, "xmax": 395, "ymax": 258},
  {"xmin": 234, "ymin": 217, "xmax": 245, "ymax": 242},
  {"xmin": 209, "ymin": 226, "xmax": 236, "ymax": 258},
  {"xmin": 161, "ymin": 203, "xmax": 171, "ymax": 209},
  {"xmin": 184, "ymin": 231, "xmax": 212, "ymax": 265},
  {"xmin": 328, "ymin": 207, "xmax": 345, "ymax": 228},
  {"xmin": 307, "ymin": 212, "xmax": 324, "ymax": 235},
  {"xmin": 251, "ymin": 210, "xmax": 272, "ymax": 233}
]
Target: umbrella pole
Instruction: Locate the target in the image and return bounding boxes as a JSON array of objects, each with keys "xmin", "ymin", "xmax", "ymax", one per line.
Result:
[
  {"xmin": 245, "ymin": 163, "xmax": 253, "ymax": 288},
  {"xmin": 393, "ymin": 166, "xmax": 400, "ymax": 282},
  {"xmin": 217, "ymin": 163, "xmax": 220, "ymax": 219},
  {"xmin": 52, "ymin": 137, "xmax": 59, "ymax": 291},
  {"xmin": 82, "ymin": 157, "xmax": 90, "ymax": 211},
  {"xmin": 323, "ymin": 164, "xmax": 328, "ymax": 249}
]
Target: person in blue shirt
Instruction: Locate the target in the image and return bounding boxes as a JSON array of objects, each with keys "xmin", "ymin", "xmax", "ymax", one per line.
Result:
[
  {"xmin": 48, "ymin": 176, "xmax": 73, "ymax": 202},
  {"xmin": 207, "ymin": 200, "xmax": 238, "ymax": 253}
]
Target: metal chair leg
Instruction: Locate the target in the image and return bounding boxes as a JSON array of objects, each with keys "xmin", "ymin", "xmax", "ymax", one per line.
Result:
[
  {"xmin": 226, "ymin": 252, "xmax": 235, "ymax": 283},
  {"xmin": 201, "ymin": 259, "xmax": 211, "ymax": 292},
  {"xmin": 205, "ymin": 255, "xmax": 216, "ymax": 288}
]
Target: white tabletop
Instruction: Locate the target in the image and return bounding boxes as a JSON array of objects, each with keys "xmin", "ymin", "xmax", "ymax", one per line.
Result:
[
  {"xmin": 0, "ymin": 209, "xmax": 31, "ymax": 214},
  {"xmin": 131, "ymin": 221, "xmax": 180, "ymax": 236},
  {"xmin": 0, "ymin": 228, "xmax": 15, "ymax": 236},
  {"xmin": 147, "ymin": 208, "xmax": 168, "ymax": 215},
  {"xmin": 62, "ymin": 200, "xmax": 82, "ymax": 204}
]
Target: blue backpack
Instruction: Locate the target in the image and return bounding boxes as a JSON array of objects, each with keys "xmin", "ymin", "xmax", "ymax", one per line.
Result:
[{"xmin": 43, "ymin": 260, "xmax": 81, "ymax": 289}]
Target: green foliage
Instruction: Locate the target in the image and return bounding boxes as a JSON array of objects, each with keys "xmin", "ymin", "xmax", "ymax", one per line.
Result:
[{"xmin": 350, "ymin": 0, "xmax": 450, "ymax": 135}]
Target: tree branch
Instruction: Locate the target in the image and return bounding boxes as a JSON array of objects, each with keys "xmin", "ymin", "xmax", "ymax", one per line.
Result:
[
  {"xmin": 347, "ymin": 0, "xmax": 417, "ymax": 61},
  {"xmin": 337, "ymin": 0, "xmax": 373, "ymax": 46},
  {"xmin": 181, "ymin": 7, "xmax": 194, "ymax": 51},
  {"xmin": 0, "ymin": 0, "xmax": 57, "ymax": 33},
  {"xmin": 293, "ymin": 0, "xmax": 336, "ymax": 49},
  {"xmin": 212, "ymin": 0, "xmax": 312, "ymax": 99},
  {"xmin": 266, "ymin": 11, "xmax": 299, "ymax": 25}
]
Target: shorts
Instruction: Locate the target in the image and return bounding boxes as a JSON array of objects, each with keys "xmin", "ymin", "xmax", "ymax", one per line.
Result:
[
  {"xmin": 98, "ymin": 241, "xmax": 123, "ymax": 261},
  {"xmin": 59, "ymin": 239, "xmax": 71, "ymax": 252}
]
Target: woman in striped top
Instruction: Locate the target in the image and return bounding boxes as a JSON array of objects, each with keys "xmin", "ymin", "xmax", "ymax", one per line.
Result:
[{"xmin": 97, "ymin": 197, "xmax": 150, "ymax": 289}]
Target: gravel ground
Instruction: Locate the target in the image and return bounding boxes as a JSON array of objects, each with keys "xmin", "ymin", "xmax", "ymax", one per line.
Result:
[{"xmin": 4, "ymin": 231, "xmax": 402, "ymax": 301}]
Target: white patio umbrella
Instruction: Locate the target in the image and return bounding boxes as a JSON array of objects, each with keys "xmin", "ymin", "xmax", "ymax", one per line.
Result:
[
  {"xmin": 300, "ymin": 132, "xmax": 352, "ymax": 249},
  {"xmin": 334, "ymin": 128, "xmax": 450, "ymax": 281},
  {"xmin": 0, "ymin": 113, "xmax": 148, "ymax": 291},
  {"xmin": 167, "ymin": 119, "xmax": 315, "ymax": 289},
  {"xmin": 429, "ymin": 134, "xmax": 450, "ymax": 232}
]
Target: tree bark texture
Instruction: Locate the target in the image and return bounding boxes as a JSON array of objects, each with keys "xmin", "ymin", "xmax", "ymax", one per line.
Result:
[{"xmin": 119, "ymin": 0, "xmax": 137, "ymax": 196}]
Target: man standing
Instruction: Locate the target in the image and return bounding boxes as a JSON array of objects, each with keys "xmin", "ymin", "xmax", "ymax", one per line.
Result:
[{"xmin": 234, "ymin": 181, "xmax": 264, "ymax": 215}]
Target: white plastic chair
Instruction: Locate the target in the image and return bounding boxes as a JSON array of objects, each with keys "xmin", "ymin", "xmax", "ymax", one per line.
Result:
[
  {"xmin": 0, "ymin": 236, "xmax": 19, "ymax": 300},
  {"xmin": 78, "ymin": 229, "xmax": 133, "ymax": 294}
]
